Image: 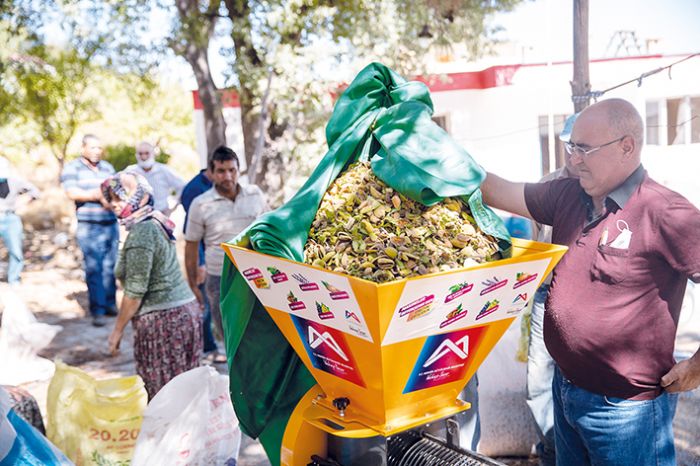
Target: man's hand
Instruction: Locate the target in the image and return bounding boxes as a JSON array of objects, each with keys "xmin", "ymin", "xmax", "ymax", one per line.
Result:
[
  {"xmin": 661, "ymin": 352, "xmax": 700, "ymax": 393},
  {"xmin": 196, "ymin": 265, "xmax": 206, "ymax": 286},
  {"xmin": 192, "ymin": 285, "xmax": 205, "ymax": 311},
  {"xmin": 108, "ymin": 327, "xmax": 123, "ymax": 356}
]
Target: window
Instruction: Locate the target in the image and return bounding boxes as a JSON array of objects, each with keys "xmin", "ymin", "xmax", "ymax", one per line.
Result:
[
  {"xmin": 646, "ymin": 96, "xmax": 700, "ymax": 146},
  {"xmin": 538, "ymin": 115, "xmax": 568, "ymax": 176},
  {"xmin": 692, "ymin": 97, "xmax": 700, "ymax": 144},
  {"xmin": 645, "ymin": 101, "xmax": 659, "ymax": 145},
  {"xmin": 667, "ymin": 98, "xmax": 686, "ymax": 145}
]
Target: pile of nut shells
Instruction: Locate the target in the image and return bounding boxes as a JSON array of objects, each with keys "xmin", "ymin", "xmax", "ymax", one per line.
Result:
[{"xmin": 304, "ymin": 162, "xmax": 501, "ymax": 283}]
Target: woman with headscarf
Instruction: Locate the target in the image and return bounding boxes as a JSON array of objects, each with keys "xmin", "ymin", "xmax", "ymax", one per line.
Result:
[{"xmin": 102, "ymin": 171, "xmax": 201, "ymax": 399}]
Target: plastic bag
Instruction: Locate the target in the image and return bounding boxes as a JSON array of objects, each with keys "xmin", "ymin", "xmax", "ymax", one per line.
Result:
[
  {"xmin": 131, "ymin": 366, "xmax": 240, "ymax": 466},
  {"xmin": 0, "ymin": 387, "xmax": 74, "ymax": 465},
  {"xmin": 0, "ymin": 286, "xmax": 62, "ymax": 385},
  {"xmin": 46, "ymin": 361, "xmax": 147, "ymax": 465}
]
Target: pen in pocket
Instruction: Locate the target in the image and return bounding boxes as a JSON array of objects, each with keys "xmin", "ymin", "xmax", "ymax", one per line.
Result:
[{"xmin": 599, "ymin": 227, "xmax": 608, "ymax": 246}]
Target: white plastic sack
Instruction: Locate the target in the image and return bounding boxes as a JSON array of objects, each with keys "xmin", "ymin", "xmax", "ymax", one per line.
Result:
[
  {"xmin": 0, "ymin": 286, "xmax": 62, "ymax": 385},
  {"xmin": 131, "ymin": 366, "xmax": 241, "ymax": 466}
]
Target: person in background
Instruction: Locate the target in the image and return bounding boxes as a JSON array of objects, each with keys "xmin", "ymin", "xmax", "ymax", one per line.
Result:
[
  {"xmin": 60, "ymin": 135, "xmax": 118, "ymax": 327},
  {"xmin": 526, "ymin": 115, "xmax": 579, "ymax": 466},
  {"xmin": 180, "ymin": 162, "xmax": 225, "ymax": 363},
  {"xmin": 481, "ymin": 98, "xmax": 700, "ymax": 465},
  {"xmin": 125, "ymin": 141, "xmax": 184, "ymax": 216},
  {"xmin": 184, "ymin": 146, "xmax": 267, "ymax": 347},
  {"xmin": 102, "ymin": 171, "xmax": 201, "ymax": 399},
  {"xmin": 0, "ymin": 157, "xmax": 39, "ymax": 286}
]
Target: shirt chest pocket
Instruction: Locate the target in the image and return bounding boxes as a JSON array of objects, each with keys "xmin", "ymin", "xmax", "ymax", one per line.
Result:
[{"xmin": 591, "ymin": 245, "xmax": 629, "ymax": 284}]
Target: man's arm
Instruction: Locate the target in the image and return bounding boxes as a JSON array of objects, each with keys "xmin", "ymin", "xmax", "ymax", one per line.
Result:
[
  {"xmin": 481, "ymin": 172, "xmax": 532, "ymax": 219},
  {"xmin": 184, "ymin": 240, "xmax": 204, "ymax": 307},
  {"xmin": 65, "ymin": 187, "xmax": 102, "ymax": 203}
]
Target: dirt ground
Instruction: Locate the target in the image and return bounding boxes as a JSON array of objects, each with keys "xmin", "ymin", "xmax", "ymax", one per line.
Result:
[{"xmin": 2, "ymin": 228, "xmax": 699, "ymax": 466}]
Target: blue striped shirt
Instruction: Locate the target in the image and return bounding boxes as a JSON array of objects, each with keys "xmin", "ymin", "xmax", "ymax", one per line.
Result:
[{"xmin": 61, "ymin": 158, "xmax": 116, "ymax": 223}]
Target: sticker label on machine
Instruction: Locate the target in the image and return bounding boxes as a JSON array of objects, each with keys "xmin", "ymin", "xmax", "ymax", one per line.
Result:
[
  {"xmin": 403, "ymin": 325, "xmax": 487, "ymax": 393},
  {"xmin": 382, "ymin": 258, "xmax": 551, "ymax": 346},
  {"xmin": 292, "ymin": 315, "xmax": 366, "ymax": 387},
  {"xmin": 224, "ymin": 245, "xmax": 373, "ymax": 343}
]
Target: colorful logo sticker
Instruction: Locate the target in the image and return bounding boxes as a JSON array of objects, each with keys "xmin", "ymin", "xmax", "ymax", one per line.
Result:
[
  {"xmin": 267, "ymin": 266, "xmax": 289, "ymax": 283},
  {"xmin": 322, "ymin": 281, "xmax": 350, "ymax": 300},
  {"xmin": 243, "ymin": 267, "xmax": 270, "ymax": 289},
  {"xmin": 398, "ymin": 295, "xmax": 434, "ymax": 321},
  {"xmin": 344, "ymin": 311, "xmax": 372, "ymax": 341},
  {"xmin": 513, "ymin": 272, "xmax": 538, "ymax": 289},
  {"xmin": 440, "ymin": 303, "xmax": 468, "ymax": 328},
  {"xmin": 345, "ymin": 310, "xmax": 361, "ymax": 324},
  {"xmin": 292, "ymin": 315, "xmax": 365, "ymax": 387},
  {"xmin": 445, "ymin": 282, "xmax": 473, "ymax": 303},
  {"xmin": 507, "ymin": 293, "xmax": 528, "ymax": 314},
  {"xmin": 316, "ymin": 301, "xmax": 334, "ymax": 320},
  {"xmin": 480, "ymin": 276, "xmax": 508, "ymax": 295},
  {"xmin": 475, "ymin": 299, "xmax": 500, "ymax": 320},
  {"xmin": 287, "ymin": 291, "xmax": 306, "ymax": 311},
  {"xmin": 292, "ymin": 273, "xmax": 320, "ymax": 291},
  {"xmin": 403, "ymin": 326, "xmax": 486, "ymax": 393}
]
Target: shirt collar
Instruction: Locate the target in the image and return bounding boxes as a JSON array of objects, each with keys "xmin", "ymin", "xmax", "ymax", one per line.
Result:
[
  {"xmin": 607, "ymin": 164, "xmax": 646, "ymax": 209},
  {"xmin": 579, "ymin": 164, "xmax": 645, "ymax": 226},
  {"xmin": 211, "ymin": 184, "xmax": 242, "ymax": 201}
]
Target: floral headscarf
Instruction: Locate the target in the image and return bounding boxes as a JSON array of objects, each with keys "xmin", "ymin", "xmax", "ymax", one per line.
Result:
[{"xmin": 101, "ymin": 172, "xmax": 175, "ymax": 240}]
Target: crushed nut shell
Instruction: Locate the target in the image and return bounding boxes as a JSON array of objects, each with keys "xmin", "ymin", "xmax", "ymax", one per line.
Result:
[{"xmin": 304, "ymin": 162, "xmax": 501, "ymax": 283}]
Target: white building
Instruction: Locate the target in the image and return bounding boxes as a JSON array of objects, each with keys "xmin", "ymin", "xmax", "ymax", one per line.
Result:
[{"xmin": 193, "ymin": 53, "xmax": 700, "ymax": 205}]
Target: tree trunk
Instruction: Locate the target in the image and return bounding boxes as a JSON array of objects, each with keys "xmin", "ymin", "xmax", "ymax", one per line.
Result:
[
  {"xmin": 174, "ymin": 0, "xmax": 226, "ymax": 159},
  {"xmin": 224, "ymin": 0, "xmax": 263, "ymax": 177},
  {"xmin": 184, "ymin": 46, "xmax": 227, "ymax": 157}
]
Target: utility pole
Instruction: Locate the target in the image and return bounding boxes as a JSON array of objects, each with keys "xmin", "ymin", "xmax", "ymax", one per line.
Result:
[{"xmin": 571, "ymin": 0, "xmax": 590, "ymax": 112}]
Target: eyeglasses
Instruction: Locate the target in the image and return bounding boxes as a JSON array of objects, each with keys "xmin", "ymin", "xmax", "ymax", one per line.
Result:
[{"xmin": 564, "ymin": 136, "xmax": 626, "ymax": 158}]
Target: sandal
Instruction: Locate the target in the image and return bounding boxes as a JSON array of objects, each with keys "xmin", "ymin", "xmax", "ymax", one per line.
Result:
[{"xmin": 203, "ymin": 350, "xmax": 227, "ymax": 364}]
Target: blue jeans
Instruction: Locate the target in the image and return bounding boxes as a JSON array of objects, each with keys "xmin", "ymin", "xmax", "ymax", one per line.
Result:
[
  {"xmin": 0, "ymin": 213, "xmax": 23, "ymax": 284},
  {"xmin": 553, "ymin": 366, "xmax": 678, "ymax": 466},
  {"xmin": 199, "ymin": 283, "xmax": 218, "ymax": 353},
  {"xmin": 76, "ymin": 221, "xmax": 118, "ymax": 317},
  {"xmin": 526, "ymin": 284, "xmax": 555, "ymax": 466}
]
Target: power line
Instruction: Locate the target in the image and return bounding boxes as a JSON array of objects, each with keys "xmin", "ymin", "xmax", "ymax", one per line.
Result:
[{"xmin": 572, "ymin": 53, "xmax": 700, "ymax": 104}]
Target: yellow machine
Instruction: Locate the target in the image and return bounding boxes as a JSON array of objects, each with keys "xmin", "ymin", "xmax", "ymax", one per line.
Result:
[{"xmin": 224, "ymin": 238, "xmax": 567, "ymax": 466}]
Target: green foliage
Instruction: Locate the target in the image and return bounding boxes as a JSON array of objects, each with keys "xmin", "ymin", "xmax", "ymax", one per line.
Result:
[
  {"xmin": 103, "ymin": 143, "xmax": 171, "ymax": 172},
  {"xmin": 10, "ymin": 43, "xmax": 100, "ymax": 166}
]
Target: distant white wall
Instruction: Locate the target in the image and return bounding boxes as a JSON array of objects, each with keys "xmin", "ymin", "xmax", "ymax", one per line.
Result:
[{"xmin": 193, "ymin": 55, "xmax": 700, "ymax": 202}]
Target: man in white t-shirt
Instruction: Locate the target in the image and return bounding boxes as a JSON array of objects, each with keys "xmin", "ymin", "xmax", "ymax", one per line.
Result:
[
  {"xmin": 184, "ymin": 146, "xmax": 268, "ymax": 344},
  {"xmin": 125, "ymin": 142, "xmax": 184, "ymax": 215}
]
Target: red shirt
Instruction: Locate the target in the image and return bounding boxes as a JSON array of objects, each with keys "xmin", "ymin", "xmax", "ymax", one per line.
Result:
[{"xmin": 525, "ymin": 166, "xmax": 700, "ymax": 399}]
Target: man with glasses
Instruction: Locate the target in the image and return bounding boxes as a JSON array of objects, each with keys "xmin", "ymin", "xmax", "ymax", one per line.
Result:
[{"xmin": 481, "ymin": 98, "xmax": 700, "ymax": 465}]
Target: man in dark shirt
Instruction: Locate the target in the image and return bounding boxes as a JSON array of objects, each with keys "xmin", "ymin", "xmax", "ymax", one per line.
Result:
[
  {"xmin": 180, "ymin": 167, "xmax": 222, "ymax": 362},
  {"xmin": 481, "ymin": 98, "xmax": 700, "ymax": 465}
]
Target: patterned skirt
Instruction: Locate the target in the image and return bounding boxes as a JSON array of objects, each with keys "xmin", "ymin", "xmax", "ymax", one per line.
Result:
[
  {"xmin": 132, "ymin": 300, "xmax": 203, "ymax": 399},
  {"xmin": 2, "ymin": 385, "xmax": 45, "ymax": 434}
]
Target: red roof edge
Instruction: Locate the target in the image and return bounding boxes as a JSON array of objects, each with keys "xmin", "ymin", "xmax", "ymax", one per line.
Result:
[{"xmin": 193, "ymin": 53, "xmax": 682, "ymax": 109}]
